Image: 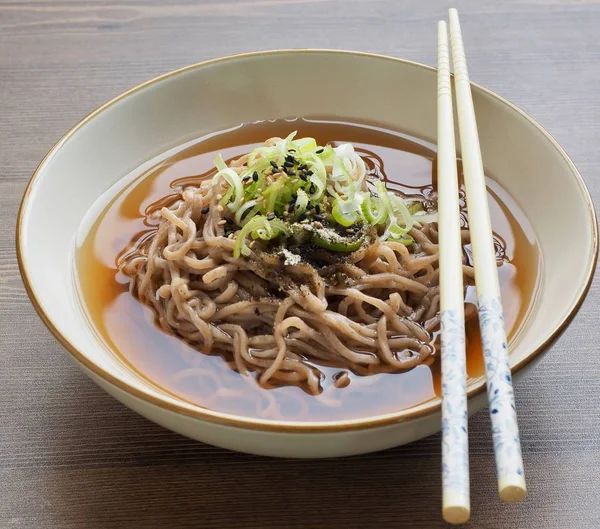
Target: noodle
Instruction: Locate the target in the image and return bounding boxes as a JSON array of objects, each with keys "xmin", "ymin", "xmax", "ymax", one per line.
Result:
[{"xmin": 119, "ymin": 140, "xmax": 476, "ymax": 396}]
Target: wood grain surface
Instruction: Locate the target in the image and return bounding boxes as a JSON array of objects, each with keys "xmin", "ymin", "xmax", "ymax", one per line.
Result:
[{"xmin": 1, "ymin": 1, "xmax": 599, "ymax": 527}]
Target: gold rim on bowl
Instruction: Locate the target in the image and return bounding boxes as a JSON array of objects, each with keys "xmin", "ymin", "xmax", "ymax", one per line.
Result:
[{"xmin": 17, "ymin": 49, "xmax": 599, "ymax": 433}]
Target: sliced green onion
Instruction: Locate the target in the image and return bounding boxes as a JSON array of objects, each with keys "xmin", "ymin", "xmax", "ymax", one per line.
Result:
[
  {"xmin": 247, "ymin": 146, "xmax": 277, "ymax": 168},
  {"xmin": 243, "ymin": 172, "xmax": 266, "ymax": 202},
  {"xmin": 319, "ymin": 144, "xmax": 335, "ymax": 162},
  {"xmin": 234, "ymin": 199, "xmax": 258, "ymax": 226},
  {"xmin": 395, "ymin": 235, "xmax": 414, "ymax": 246},
  {"xmin": 413, "ymin": 212, "xmax": 439, "ymax": 224},
  {"xmin": 293, "ymin": 189, "xmax": 309, "ymax": 218},
  {"xmin": 332, "ymin": 153, "xmax": 352, "ymax": 180},
  {"xmin": 275, "ymin": 131, "xmax": 298, "ymax": 156},
  {"xmin": 233, "ymin": 216, "xmax": 289, "ymax": 258},
  {"xmin": 263, "ymin": 175, "xmax": 288, "ymax": 212},
  {"xmin": 212, "ymin": 154, "xmax": 243, "ymax": 212},
  {"xmin": 361, "ymin": 192, "xmax": 387, "ymax": 225},
  {"xmin": 390, "ymin": 194, "xmax": 414, "ymax": 234},
  {"xmin": 377, "ymin": 181, "xmax": 414, "ymax": 241},
  {"xmin": 408, "ymin": 201, "xmax": 424, "ymax": 214},
  {"xmin": 333, "ymin": 143, "xmax": 367, "ymax": 186},
  {"xmin": 332, "ymin": 198, "xmax": 358, "ymax": 227},
  {"xmin": 313, "ymin": 230, "xmax": 364, "ymax": 252},
  {"xmin": 220, "ymin": 185, "xmax": 234, "ymax": 206},
  {"xmin": 308, "ymin": 173, "xmax": 325, "ymax": 201},
  {"xmin": 293, "ymin": 137, "xmax": 317, "ymax": 153},
  {"xmin": 214, "ymin": 153, "xmax": 228, "ymax": 172},
  {"xmin": 254, "ymin": 217, "xmax": 289, "ymax": 240},
  {"xmin": 306, "ymin": 153, "xmax": 327, "ymax": 183},
  {"xmin": 329, "ymin": 181, "xmax": 363, "ymax": 216},
  {"xmin": 234, "ymin": 216, "xmax": 263, "ymax": 258}
]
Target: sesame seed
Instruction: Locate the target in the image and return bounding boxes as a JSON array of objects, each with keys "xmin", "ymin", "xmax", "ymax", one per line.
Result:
[
  {"xmin": 253, "ymin": 172, "xmax": 259, "ymax": 182},
  {"xmin": 228, "ymin": 233, "xmax": 235, "ymax": 239},
  {"xmin": 313, "ymin": 221, "xmax": 323, "ymax": 229},
  {"xmin": 298, "ymin": 164, "xmax": 308, "ymax": 170},
  {"xmin": 309, "ymin": 184, "xmax": 316, "ymax": 194},
  {"xmin": 315, "ymin": 205, "xmax": 321, "ymax": 214},
  {"xmin": 218, "ymin": 220, "xmax": 226, "ymax": 226},
  {"xmin": 201, "ymin": 206, "xmax": 209, "ymax": 215},
  {"xmin": 270, "ymin": 160, "xmax": 279, "ymax": 170},
  {"xmin": 216, "ymin": 193, "xmax": 223, "ymax": 200},
  {"xmin": 346, "ymin": 228, "xmax": 354, "ymax": 234},
  {"xmin": 216, "ymin": 205, "xmax": 224, "ymax": 212},
  {"xmin": 315, "ymin": 148, "xmax": 324, "ymax": 154},
  {"xmin": 242, "ymin": 175, "xmax": 251, "ymax": 182},
  {"xmin": 225, "ymin": 217, "xmax": 234, "ymax": 225},
  {"xmin": 256, "ymin": 196, "xmax": 264, "ymax": 203},
  {"xmin": 288, "ymin": 203, "xmax": 295, "ymax": 214},
  {"xmin": 267, "ymin": 213, "xmax": 275, "ymax": 221},
  {"xmin": 298, "ymin": 212, "xmax": 307, "ymax": 222},
  {"xmin": 285, "ymin": 154, "xmax": 295, "ymax": 163},
  {"xmin": 283, "ymin": 161, "xmax": 294, "ymax": 168},
  {"xmin": 314, "ymin": 214, "xmax": 324, "ymax": 222},
  {"xmin": 300, "ymin": 218, "xmax": 309, "ymax": 224},
  {"xmin": 286, "ymin": 170, "xmax": 296, "ymax": 176},
  {"xmin": 307, "ymin": 204, "xmax": 313, "ymax": 211},
  {"xmin": 299, "ymin": 174, "xmax": 307, "ymax": 182}
]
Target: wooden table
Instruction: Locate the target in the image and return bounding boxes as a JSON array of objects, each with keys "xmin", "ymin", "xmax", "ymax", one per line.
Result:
[{"xmin": 2, "ymin": 1, "xmax": 599, "ymax": 527}]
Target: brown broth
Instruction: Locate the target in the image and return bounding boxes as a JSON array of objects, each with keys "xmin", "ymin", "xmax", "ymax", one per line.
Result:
[{"xmin": 76, "ymin": 118, "xmax": 539, "ymax": 422}]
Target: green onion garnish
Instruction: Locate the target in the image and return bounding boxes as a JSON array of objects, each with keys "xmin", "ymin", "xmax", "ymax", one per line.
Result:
[{"xmin": 212, "ymin": 133, "xmax": 431, "ymax": 256}]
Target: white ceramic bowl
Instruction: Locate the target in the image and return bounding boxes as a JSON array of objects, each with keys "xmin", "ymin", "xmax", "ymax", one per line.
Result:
[{"xmin": 18, "ymin": 50, "xmax": 597, "ymax": 457}]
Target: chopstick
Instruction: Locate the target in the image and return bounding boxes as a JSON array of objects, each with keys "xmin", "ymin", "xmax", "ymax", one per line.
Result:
[
  {"xmin": 437, "ymin": 20, "xmax": 471, "ymax": 525},
  {"xmin": 448, "ymin": 8, "xmax": 527, "ymax": 503}
]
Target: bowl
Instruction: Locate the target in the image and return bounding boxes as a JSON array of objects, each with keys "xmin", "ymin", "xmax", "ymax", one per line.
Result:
[{"xmin": 18, "ymin": 50, "xmax": 597, "ymax": 457}]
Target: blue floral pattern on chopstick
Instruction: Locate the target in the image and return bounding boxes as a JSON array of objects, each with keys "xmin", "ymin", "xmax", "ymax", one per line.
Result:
[
  {"xmin": 440, "ymin": 308, "xmax": 470, "ymax": 505},
  {"xmin": 478, "ymin": 295, "xmax": 525, "ymax": 483}
]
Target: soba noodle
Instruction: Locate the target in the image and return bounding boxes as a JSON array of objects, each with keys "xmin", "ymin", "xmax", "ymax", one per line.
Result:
[{"xmin": 119, "ymin": 136, "xmax": 475, "ymax": 395}]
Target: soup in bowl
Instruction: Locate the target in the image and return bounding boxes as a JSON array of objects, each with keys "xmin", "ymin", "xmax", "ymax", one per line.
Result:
[{"xmin": 18, "ymin": 50, "xmax": 597, "ymax": 457}]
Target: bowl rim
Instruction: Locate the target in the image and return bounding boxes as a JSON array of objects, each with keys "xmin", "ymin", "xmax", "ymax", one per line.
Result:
[{"xmin": 17, "ymin": 49, "xmax": 598, "ymax": 433}]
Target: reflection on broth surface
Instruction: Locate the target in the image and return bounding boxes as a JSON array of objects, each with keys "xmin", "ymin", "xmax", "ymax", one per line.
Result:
[{"xmin": 76, "ymin": 118, "xmax": 539, "ymax": 422}]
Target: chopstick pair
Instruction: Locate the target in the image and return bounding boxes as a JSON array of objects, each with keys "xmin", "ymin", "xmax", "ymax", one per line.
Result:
[{"xmin": 437, "ymin": 9, "xmax": 526, "ymax": 524}]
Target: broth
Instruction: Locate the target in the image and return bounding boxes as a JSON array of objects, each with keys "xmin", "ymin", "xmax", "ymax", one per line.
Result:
[{"xmin": 76, "ymin": 118, "xmax": 539, "ymax": 422}]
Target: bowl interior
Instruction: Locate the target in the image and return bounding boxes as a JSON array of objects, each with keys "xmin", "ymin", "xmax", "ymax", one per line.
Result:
[{"xmin": 19, "ymin": 50, "xmax": 596, "ymax": 427}]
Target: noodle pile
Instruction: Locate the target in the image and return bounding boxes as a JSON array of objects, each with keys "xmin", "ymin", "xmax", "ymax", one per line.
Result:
[{"xmin": 120, "ymin": 142, "xmax": 475, "ymax": 395}]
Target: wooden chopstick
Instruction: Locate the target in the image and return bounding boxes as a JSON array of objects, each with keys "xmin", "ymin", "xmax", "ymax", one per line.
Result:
[
  {"xmin": 437, "ymin": 20, "xmax": 471, "ymax": 525},
  {"xmin": 448, "ymin": 8, "xmax": 527, "ymax": 503}
]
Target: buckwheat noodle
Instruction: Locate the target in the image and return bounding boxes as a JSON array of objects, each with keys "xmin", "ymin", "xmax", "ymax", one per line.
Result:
[{"xmin": 119, "ymin": 143, "xmax": 476, "ymax": 398}]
